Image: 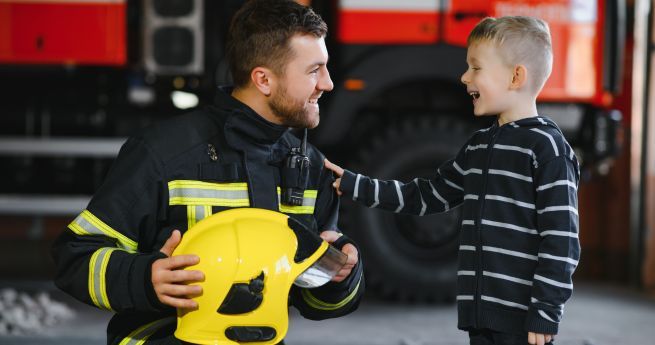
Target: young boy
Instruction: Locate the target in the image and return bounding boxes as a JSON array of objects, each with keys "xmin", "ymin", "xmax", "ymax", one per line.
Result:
[{"xmin": 325, "ymin": 16, "xmax": 579, "ymax": 345}]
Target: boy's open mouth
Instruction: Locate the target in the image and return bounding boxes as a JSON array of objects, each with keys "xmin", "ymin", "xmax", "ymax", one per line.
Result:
[{"xmin": 469, "ymin": 91, "xmax": 480, "ymax": 100}]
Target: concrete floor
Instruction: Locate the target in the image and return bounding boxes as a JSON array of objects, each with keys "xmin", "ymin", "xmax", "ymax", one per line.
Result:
[{"xmin": 1, "ymin": 281, "xmax": 654, "ymax": 345}]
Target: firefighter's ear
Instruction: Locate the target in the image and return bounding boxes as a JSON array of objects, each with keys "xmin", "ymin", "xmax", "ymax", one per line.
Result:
[
  {"xmin": 251, "ymin": 67, "xmax": 273, "ymax": 96},
  {"xmin": 510, "ymin": 64, "xmax": 527, "ymax": 90}
]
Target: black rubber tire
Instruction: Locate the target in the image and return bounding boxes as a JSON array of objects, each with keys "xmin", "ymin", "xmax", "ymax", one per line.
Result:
[{"xmin": 342, "ymin": 116, "xmax": 474, "ymax": 303}]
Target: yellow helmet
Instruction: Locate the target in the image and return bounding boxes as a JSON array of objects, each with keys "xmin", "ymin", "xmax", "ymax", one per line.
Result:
[{"xmin": 172, "ymin": 208, "xmax": 346, "ymax": 344}]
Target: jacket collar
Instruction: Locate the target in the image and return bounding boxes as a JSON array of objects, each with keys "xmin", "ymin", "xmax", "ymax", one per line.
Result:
[{"xmin": 213, "ymin": 86, "xmax": 289, "ymax": 145}]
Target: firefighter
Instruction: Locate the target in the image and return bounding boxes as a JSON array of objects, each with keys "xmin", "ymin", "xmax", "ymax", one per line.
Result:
[{"xmin": 51, "ymin": 0, "xmax": 364, "ymax": 344}]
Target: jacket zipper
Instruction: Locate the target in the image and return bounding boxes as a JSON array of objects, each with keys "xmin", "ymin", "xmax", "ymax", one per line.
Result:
[{"xmin": 474, "ymin": 124, "xmax": 502, "ymax": 327}]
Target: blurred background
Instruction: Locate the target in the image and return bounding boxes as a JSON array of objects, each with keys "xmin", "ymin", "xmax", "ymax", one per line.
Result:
[{"xmin": 0, "ymin": 0, "xmax": 654, "ymax": 344}]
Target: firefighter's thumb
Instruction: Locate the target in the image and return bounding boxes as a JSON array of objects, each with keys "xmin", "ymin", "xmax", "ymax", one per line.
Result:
[{"xmin": 160, "ymin": 230, "xmax": 182, "ymax": 257}]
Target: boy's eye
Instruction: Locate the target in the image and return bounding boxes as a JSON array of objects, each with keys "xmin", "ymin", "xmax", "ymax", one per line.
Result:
[{"xmin": 472, "ymin": 67, "xmax": 481, "ymax": 71}]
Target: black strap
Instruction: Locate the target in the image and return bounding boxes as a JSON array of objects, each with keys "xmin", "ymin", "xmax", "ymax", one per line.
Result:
[{"xmin": 331, "ymin": 234, "xmax": 357, "ymax": 251}]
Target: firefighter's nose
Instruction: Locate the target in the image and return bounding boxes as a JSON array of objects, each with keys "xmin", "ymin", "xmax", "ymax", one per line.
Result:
[{"xmin": 320, "ymin": 68, "xmax": 334, "ymax": 92}]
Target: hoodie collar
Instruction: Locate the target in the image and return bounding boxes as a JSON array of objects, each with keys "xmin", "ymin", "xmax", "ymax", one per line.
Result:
[
  {"xmin": 213, "ymin": 86, "xmax": 289, "ymax": 145},
  {"xmin": 497, "ymin": 115, "xmax": 560, "ymax": 129}
]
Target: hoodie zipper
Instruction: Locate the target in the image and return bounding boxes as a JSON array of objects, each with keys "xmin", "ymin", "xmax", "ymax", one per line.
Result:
[{"xmin": 474, "ymin": 123, "xmax": 503, "ymax": 327}]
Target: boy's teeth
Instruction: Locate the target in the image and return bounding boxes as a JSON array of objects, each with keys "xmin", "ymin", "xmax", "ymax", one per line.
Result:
[{"xmin": 469, "ymin": 91, "xmax": 480, "ymax": 99}]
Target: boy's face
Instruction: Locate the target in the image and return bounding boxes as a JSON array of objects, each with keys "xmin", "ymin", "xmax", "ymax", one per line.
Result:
[{"xmin": 460, "ymin": 41, "xmax": 514, "ymax": 117}]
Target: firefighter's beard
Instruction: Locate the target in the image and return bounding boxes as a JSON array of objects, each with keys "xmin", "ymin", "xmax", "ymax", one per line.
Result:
[{"xmin": 269, "ymin": 84, "xmax": 319, "ymax": 129}]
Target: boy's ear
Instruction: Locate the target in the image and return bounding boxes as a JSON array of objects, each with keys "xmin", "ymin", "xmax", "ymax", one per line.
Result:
[
  {"xmin": 251, "ymin": 67, "xmax": 274, "ymax": 96},
  {"xmin": 510, "ymin": 65, "xmax": 528, "ymax": 90}
]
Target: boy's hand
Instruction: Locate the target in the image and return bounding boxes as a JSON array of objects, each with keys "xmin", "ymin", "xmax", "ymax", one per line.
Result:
[
  {"xmin": 528, "ymin": 332, "xmax": 553, "ymax": 345},
  {"xmin": 152, "ymin": 230, "xmax": 204, "ymax": 309},
  {"xmin": 324, "ymin": 159, "xmax": 344, "ymax": 196}
]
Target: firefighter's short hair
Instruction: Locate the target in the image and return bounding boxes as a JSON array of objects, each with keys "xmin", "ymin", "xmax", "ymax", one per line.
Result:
[
  {"xmin": 468, "ymin": 16, "xmax": 553, "ymax": 93},
  {"xmin": 227, "ymin": 0, "xmax": 328, "ymax": 88}
]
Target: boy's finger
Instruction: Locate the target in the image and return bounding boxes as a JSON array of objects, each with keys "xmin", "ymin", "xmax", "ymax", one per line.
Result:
[{"xmin": 324, "ymin": 158, "xmax": 344, "ymax": 177}]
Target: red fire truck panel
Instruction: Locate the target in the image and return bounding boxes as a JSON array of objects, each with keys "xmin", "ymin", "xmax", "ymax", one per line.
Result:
[{"xmin": 0, "ymin": 0, "xmax": 126, "ymax": 66}]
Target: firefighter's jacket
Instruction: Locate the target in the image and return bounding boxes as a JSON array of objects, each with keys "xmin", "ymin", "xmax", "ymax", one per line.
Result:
[{"xmin": 51, "ymin": 88, "xmax": 364, "ymax": 344}]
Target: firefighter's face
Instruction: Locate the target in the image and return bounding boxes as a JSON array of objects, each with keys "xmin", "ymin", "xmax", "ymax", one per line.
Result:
[
  {"xmin": 460, "ymin": 41, "xmax": 514, "ymax": 117},
  {"xmin": 269, "ymin": 34, "xmax": 333, "ymax": 129}
]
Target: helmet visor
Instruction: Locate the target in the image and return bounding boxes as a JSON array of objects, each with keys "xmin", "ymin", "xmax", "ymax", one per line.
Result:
[{"xmin": 293, "ymin": 244, "xmax": 347, "ymax": 288}]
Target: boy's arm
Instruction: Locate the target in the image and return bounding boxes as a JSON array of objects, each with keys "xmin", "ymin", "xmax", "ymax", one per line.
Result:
[
  {"xmin": 327, "ymin": 155, "xmax": 466, "ymax": 216},
  {"xmin": 289, "ymin": 159, "xmax": 364, "ymax": 320},
  {"xmin": 526, "ymin": 156, "xmax": 581, "ymax": 335}
]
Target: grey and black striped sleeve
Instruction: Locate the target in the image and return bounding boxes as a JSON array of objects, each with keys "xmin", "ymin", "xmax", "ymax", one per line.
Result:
[
  {"xmin": 339, "ymin": 155, "xmax": 466, "ymax": 216},
  {"xmin": 526, "ymin": 156, "xmax": 581, "ymax": 334}
]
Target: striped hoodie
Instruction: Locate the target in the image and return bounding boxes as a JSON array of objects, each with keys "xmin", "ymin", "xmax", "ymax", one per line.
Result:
[{"xmin": 340, "ymin": 116, "xmax": 580, "ymax": 335}]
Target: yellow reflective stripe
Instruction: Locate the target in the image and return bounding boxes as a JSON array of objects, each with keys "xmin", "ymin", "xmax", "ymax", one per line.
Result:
[
  {"xmin": 118, "ymin": 317, "xmax": 176, "ymax": 345},
  {"xmin": 276, "ymin": 188, "xmax": 318, "ymax": 214},
  {"xmin": 169, "ymin": 180, "xmax": 248, "ymax": 190},
  {"xmin": 279, "ymin": 205, "xmax": 315, "ymax": 214},
  {"xmin": 170, "ymin": 197, "xmax": 250, "ymax": 206},
  {"xmin": 204, "ymin": 205, "xmax": 212, "ymax": 219},
  {"xmin": 168, "ymin": 180, "xmax": 250, "ymax": 207},
  {"xmin": 301, "ymin": 279, "xmax": 361, "ymax": 311},
  {"xmin": 186, "ymin": 205, "xmax": 213, "ymax": 229},
  {"xmin": 68, "ymin": 210, "xmax": 138, "ymax": 252},
  {"xmin": 88, "ymin": 247, "xmax": 122, "ymax": 311},
  {"xmin": 187, "ymin": 205, "xmax": 196, "ymax": 229}
]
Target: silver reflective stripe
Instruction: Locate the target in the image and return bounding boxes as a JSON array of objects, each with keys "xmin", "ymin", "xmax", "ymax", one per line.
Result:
[
  {"xmin": 119, "ymin": 317, "xmax": 176, "ymax": 345},
  {"xmin": 187, "ymin": 205, "xmax": 213, "ymax": 229},
  {"xmin": 170, "ymin": 188, "xmax": 247, "ymax": 200},
  {"xmin": 68, "ymin": 210, "xmax": 137, "ymax": 252},
  {"xmin": 168, "ymin": 181, "xmax": 249, "ymax": 207}
]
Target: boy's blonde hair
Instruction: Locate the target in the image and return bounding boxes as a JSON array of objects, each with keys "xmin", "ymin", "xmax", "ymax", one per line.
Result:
[{"xmin": 468, "ymin": 16, "xmax": 553, "ymax": 93}]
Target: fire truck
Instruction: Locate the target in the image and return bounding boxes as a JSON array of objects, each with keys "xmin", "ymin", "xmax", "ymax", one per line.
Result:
[{"xmin": 0, "ymin": 0, "xmax": 624, "ymax": 301}]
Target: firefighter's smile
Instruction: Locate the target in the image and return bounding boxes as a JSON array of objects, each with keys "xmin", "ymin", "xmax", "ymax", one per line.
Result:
[{"xmin": 308, "ymin": 94, "xmax": 321, "ymax": 106}]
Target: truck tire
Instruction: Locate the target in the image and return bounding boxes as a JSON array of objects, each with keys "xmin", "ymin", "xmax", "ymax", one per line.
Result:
[{"xmin": 342, "ymin": 116, "xmax": 475, "ymax": 302}]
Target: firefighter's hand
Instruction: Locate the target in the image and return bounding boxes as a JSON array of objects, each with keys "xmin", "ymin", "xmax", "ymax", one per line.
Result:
[
  {"xmin": 320, "ymin": 230, "xmax": 358, "ymax": 283},
  {"xmin": 152, "ymin": 230, "xmax": 204, "ymax": 309},
  {"xmin": 324, "ymin": 159, "xmax": 344, "ymax": 196},
  {"xmin": 528, "ymin": 332, "xmax": 553, "ymax": 345}
]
